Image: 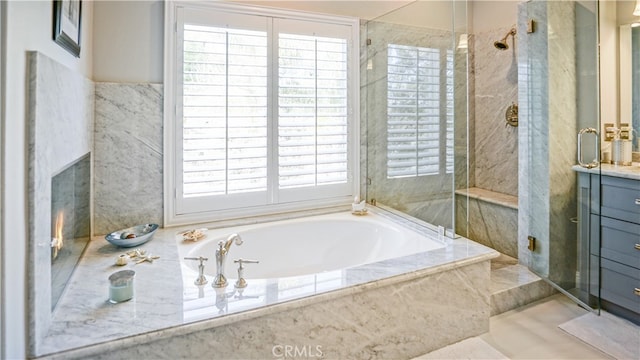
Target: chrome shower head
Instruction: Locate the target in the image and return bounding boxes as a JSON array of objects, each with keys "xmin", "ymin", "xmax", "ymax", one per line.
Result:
[{"xmin": 494, "ymin": 27, "xmax": 517, "ymax": 50}]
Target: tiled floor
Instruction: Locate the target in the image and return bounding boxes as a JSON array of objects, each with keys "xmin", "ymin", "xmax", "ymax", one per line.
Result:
[{"xmin": 417, "ymin": 294, "xmax": 614, "ymax": 359}]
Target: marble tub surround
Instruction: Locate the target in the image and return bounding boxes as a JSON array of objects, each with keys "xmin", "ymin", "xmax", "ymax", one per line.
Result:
[
  {"xmin": 92, "ymin": 261, "xmax": 492, "ymax": 360},
  {"xmin": 37, "ymin": 207, "xmax": 499, "ymax": 359},
  {"xmin": 94, "ymin": 83, "xmax": 163, "ymax": 235},
  {"xmin": 27, "ymin": 51, "xmax": 94, "ymax": 356}
]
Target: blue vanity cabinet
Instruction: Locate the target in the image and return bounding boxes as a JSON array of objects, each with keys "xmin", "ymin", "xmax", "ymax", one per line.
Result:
[{"xmin": 585, "ymin": 174, "xmax": 640, "ymax": 324}]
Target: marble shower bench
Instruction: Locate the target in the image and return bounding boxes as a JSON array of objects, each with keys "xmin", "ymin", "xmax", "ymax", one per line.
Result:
[{"xmin": 455, "ymin": 187, "xmax": 519, "ymax": 259}]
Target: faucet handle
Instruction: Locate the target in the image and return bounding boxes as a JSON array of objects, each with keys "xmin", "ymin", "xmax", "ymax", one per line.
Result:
[
  {"xmin": 234, "ymin": 258, "xmax": 259, "ymax": 266},
  {"xmin": 233, "ymin": 258, "xmax": 259, "ymax": 288},
  {"xmin": 184, "ymin": 256, "xmax": 209, "ymax": 286},
  {"xmin": 184, "ymin": 256, "xmax": 209, "ymax": 264}
]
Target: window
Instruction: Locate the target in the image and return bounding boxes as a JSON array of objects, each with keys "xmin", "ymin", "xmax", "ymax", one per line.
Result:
[
  {"xmin": 165, "ymin": 3, "xmax": 359, "ymax": 224},
  {"xmin": 182, "ymin": 25, "xmax": 269, "ymax": 198},
  {"xmin": 386, "ymin": 44, "xmax": 453, "ymax": 179}
]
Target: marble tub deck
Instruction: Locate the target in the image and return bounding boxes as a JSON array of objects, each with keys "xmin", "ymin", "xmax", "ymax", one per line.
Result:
[{"xmin": 38, "ymin": 207, "xmax": 498, "ymax": 359}]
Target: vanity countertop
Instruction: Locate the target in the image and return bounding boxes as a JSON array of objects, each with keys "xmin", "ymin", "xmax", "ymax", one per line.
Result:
[{"xmin": 572, "ymin": 163, "xmax": 640, "ymax": 181}]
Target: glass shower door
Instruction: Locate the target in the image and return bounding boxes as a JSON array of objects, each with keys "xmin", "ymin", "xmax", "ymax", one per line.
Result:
[
  {"xmin": 521, "ymin": 0, "xmax": 601, "ymax": 310},
  {"xmin": 362, "ymin": 0, "xmax": 469, "ymax": 234}
]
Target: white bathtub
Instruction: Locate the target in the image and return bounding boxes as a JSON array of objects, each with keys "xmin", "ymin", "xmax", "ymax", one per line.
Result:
[{"xmin": 181, "ymin": 210, "xmax": 446, "ymax": 279}]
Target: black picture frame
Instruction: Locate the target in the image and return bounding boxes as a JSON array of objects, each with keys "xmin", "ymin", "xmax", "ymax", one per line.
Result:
[{"xmin": 53, "ymin": 0, "xmax": 82, "ymax": 57}]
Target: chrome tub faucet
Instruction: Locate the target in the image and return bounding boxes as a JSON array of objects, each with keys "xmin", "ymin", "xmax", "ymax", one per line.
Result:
[{"xmin": 212, "ymin": 233, "xmax": 243, "ymax": 288}]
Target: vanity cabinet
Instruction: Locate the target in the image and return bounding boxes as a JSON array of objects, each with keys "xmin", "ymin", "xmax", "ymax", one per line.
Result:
[{"xmin": 579, "ymin": 172, "xmax": 640, "ymax": 324}]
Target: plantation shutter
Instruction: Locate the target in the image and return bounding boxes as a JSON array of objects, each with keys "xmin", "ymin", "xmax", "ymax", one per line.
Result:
[
  {"xmin": 387, "ymin": 44, "xmax": 441, "ymax": 178},
  {"xmin": 278, "ymin": 34, "xmax": 349, "ymax": 189},
  {"xmin": 182, "ymin": 25, "xmax": 268, "ymax": 197},
  {"xmin": 445, "ymin": 49, "xmax": 454, "ymax": 174}
]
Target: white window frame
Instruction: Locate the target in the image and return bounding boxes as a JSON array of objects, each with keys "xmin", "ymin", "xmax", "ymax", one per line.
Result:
[{"xmin": 164, "ymin": 1, "xmax": 360, "ymax": 226}]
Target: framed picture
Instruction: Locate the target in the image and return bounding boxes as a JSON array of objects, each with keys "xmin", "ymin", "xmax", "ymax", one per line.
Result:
[{"xmin": 53, "ymin": 0, "xmax": 82, "ymax": 57}]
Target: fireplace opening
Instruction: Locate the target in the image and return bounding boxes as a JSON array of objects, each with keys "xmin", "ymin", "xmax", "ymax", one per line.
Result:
[{"xmin": 51, "ymin": 153, "xmax": 91, "ymax": 311}]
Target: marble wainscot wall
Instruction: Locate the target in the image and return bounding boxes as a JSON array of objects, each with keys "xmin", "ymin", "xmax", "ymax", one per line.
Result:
[
  {"xmin": 94, "ymin": 83, "xmax": 163, "ymax": 235},
  {"xmin": 27, "ymin": 51, "xmax": 94, "ymax": 357},
  {"xmin": 363, "ymin": 21, "xmax": 455, "ymax": 228},
  {"xmin": 455, "ymin": 26, "xmax": 518, "ymax": 257},
  {"xmin": 37, "ymin": 208, "xmax": 498, "ymax": 359},
  {"xmin": 518, "ymin": 0, "xmax": 578, "ymax": 281}
]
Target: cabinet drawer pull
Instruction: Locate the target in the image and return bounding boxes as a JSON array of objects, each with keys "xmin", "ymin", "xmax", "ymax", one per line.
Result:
[
  {"xmin": 636, "ymin": 199, "xmax": 640, "ymax": 205},
  {"xmin": 636, "ymin": 244, "xmax": 640, "ymax": 251},
  {"xmin": 635, "ymin": 288, "xmax": 640, "ymax": 296}
]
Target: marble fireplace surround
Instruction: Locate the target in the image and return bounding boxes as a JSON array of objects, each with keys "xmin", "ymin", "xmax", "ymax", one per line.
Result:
[
  {"xmin": 27, "ymin": 51, "xmax": 94, "ymax": 356},
  {"xmin": 27, "ymin": 50, "xmax": 163, "ymax": 357}
]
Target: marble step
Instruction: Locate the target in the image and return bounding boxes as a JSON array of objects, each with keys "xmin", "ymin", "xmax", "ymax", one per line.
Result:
[{"xmin": 490, "ymin": 262, "xmax": 557, "ymax": 316}]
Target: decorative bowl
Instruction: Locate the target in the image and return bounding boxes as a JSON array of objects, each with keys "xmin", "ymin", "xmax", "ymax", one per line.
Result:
[{"xmin": 105, "ymin": 223, "xmax": 159, "ymax": 248}]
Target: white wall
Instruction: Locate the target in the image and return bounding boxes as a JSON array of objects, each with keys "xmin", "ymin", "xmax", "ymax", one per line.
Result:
[
  {"xmin": 600, "ymin": 0, "xmax": 619, "ymax": 129},
  {"xmin": 471, "ymin": 0, "xmax": 519, "ymax": 33},
  {"xmin": 91, "ymin": 0, "xmax": 472, "ymax": 84},
  {"xmin": 617, "ymin": 0, "xmax": 638, "ymax": 25},
  {"xmin": 93, "ymin": 1, "xmax": 163, "ymax": 83},
  {"xmin": 1, "ymin": 1, "xmax": 93, "ymax": 358}
]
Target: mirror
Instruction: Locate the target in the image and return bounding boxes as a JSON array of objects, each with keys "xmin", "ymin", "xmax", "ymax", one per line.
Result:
[{"xmin": 619, "ymin": 23, "xmax": 640, "ymax": 152}]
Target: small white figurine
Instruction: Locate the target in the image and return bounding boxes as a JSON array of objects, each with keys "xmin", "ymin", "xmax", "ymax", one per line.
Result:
[{"xmin": 352, "ymin": 196, "xmax": 367, "ymax": 214}]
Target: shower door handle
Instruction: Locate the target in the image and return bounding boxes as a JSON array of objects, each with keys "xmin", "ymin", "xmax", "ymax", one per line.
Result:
[{"xmin": 577, "ymin": 128, "xmax": 599, "ymax": 169}]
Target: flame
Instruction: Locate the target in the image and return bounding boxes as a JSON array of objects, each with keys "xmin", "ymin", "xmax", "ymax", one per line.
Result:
[{"xmin": 52, "ymin": 212, "xmax": 64, "ymax": 259}]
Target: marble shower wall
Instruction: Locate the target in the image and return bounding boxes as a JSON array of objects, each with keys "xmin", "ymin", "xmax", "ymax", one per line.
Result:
[
  {"xmin": 455, "ymin": 26, "xmax": 519, "ymax": 252},
  {"xmin": 472, "ymin": 27, "xmax": 519, "ymax": 197},
  {"xmin": 518, "ymin": 0, "xmax": 580, "ymax": 282},
  {"xmin": 27, "ymin": 52, "xmax": 94, "ymax": 356},
  {"xmin": 94, "ymin": 83, "xmax": 164, "ymax": 235}
]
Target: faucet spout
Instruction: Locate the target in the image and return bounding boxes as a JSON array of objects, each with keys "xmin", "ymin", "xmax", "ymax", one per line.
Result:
[
  {"xmin": 212, "ymin": 233, "xmax": 242, "ymax": 288},
  {"xmin": 222, "ymin": 233, "xmax": 243, "ymax": 253}
]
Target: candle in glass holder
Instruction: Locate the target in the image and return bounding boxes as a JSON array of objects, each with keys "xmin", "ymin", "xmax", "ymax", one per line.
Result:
[{"xmin": 108, "ymin": 270, "xmax": 135, "ymax": 303}]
